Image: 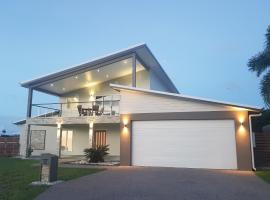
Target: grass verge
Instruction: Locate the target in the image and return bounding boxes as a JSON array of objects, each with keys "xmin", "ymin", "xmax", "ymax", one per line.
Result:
[
  {"xmin": 0, "ymin": 157, "xmax": 103, "ymax": 200},
  {"xmin": 256, "ymin": 171, "xmax": 270, "ymax": 184}
]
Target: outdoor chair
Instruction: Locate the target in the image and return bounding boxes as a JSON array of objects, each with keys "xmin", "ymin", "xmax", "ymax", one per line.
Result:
[
  {"xmin": 92, "ymin": 105, "xmax": 104, "ymax": 116},
  {"xmin": 77, "ymin": 105, "xmax": 87, "ymax": 116},
  {"xmin": 92, "ymin": 105, "xmax": 99, "ymax": 115}
]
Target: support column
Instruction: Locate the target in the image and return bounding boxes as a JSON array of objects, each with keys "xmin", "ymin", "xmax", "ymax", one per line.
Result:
[
  {"xmin": 26, "ymin": 88, "xmax": 33, "ymax": 118},
  {"xmin": 56, "ymin": 123, "xmax": 62, "ymax": 158},
  {"xmin": 132, "ymin": 54, "xmax": 136, "ymax": 87},
  {"xmin": 89, "ymin": 121, "xmax": 94, "ymax": 148},
  {"xmin": 25, "ymin": 88, "xmax": 33, "ymax": 157},
  {"xmin": 24, "ymin": 124, "xmax": 31, "ymax": 157}
]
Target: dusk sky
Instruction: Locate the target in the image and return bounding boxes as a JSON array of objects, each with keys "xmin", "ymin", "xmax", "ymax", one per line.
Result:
[{"xmin": 0, "ymin": 0, "xmax": 270, "ymax": 120}]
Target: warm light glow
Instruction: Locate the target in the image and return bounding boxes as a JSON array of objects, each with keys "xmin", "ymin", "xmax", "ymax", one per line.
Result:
[
  {"xmin": 74, "ymin": 75, "xmax": 78, "ymax": 79},
  {"xmin": 89, "ymin": 121, "xmax": 94, "ymax": 128},
  {"xmin": 90, "ymin": 90, "xmax": 95, "ymax": 96},
  {"xmin": 238, "ymin": 114, "xmax": 245, "ymax": 125},
  {"xmin": 57, "ymin": 122, "xmax": 62, "ymax": 129},
  {"xmin": 231, "ymin": 107, "xmax": 249, "ymax": 111},
  {"xmin": 85, "ymin": 71, "xmax": 92, "ymax": 81},
  {"xmin": 236, "ymin": 113, "xmax": 247, "ymax": 136},
  {"xmin": 122, "ymin": 117, "xmax": 129, "ymax": 126},
  {"xmin": 122, "ymin": 117, "xmax": 129, "ymax": 136},
  {"xmin": 84, "ymin": 81, "xmax": 99, "ymax": 88},
  {"xmin": 123, "ymin": 127, "xmax": 129, "ymax": 135},
  {"xmin": 238, "ymin": 125, "xmax": 246, "ymax": 136},
  {"xmin": 73, "ymin": 97, "xmax": 79, "ymax": 101},
  {"xmin": 88, "ymin": 90, "xmax": 95, "ymax": 101}
]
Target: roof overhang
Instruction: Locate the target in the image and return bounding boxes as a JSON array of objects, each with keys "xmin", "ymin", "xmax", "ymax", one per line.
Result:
[
  {"xmin": 110, "ymin": 84, "xmax": 261, "ymax": 112},
  {"xmin": 20, "ymin": 43, "xmax": 178, "ymax": 95}
]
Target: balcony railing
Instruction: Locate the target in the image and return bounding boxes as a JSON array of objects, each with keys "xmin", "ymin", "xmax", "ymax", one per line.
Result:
[{"xmin": 31, "ymin": 99, "xmax": 120, "ymax": 118}]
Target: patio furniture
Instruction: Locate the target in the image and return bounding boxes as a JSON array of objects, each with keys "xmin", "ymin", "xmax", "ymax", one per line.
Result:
[
  {"xmin": 92, "ymin": 105, "xmax": 99, "ymax": 115},
  {"xmin": 77, "ymin": 105, "xmax": 88, "ymax": 116},
  {"xmin": 97, "ymin": 107, "xmax": 104, "ymax": 116},
  {"xmin": 84, "ymin": 108, "xmax": 93, "ymax": 116}
]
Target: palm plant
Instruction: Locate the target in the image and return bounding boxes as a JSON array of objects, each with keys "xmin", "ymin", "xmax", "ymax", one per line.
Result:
[
  {"xmin": 84, "ymin": 145, "xmax": 109, "ymax": 163},
  {"xmin": 248, "ymin": 26, "xmax": 270, "ymax": 107}
]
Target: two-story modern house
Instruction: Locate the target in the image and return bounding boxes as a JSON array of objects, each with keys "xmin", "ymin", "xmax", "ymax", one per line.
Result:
[{"xmin": 15, "ymin": 43, "xmax": 261, "ymax": 170}]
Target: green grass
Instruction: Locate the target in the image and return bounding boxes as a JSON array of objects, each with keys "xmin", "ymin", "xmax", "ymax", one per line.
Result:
[
  {"xmin": 0, "ymin": 157, "xmax": 103, "ymax": 200},
  {"xmin": 256, "ymin": 171, "xmax": 270, "ymax": 184}
]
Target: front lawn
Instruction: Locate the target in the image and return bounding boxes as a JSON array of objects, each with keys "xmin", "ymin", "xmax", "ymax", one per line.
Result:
[
  {"xmin": 0, "ymin": 157, "xmax": 102, "ymax": 200},
  {"xmin": 256, "ymin": 171, "xmax": 270, "ymax": 184}
]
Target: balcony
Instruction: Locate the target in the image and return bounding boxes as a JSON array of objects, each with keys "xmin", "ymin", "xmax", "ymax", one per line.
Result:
[{"xmin": 28, "ymin": 97, "xmax": 120, "ymax": 125}]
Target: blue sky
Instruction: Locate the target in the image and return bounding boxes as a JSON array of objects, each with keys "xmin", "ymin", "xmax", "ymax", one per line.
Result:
[{"xmin": 0, "ymin": 0, "xmax": 269, "ymax": 119}]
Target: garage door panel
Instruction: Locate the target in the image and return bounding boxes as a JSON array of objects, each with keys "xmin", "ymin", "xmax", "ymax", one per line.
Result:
[{"xmin": 132, "ymin": 120, "xmax": 237, "ymax": 169}]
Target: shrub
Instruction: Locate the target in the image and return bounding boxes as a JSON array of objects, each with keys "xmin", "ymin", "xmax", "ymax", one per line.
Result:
[
  {"xmin": 84, "ymin": 145, "xmax": 109, "ymax": 163},
  {"xmin": 26, "ymin": 147, "xmax": 33, "ymax": 157}
]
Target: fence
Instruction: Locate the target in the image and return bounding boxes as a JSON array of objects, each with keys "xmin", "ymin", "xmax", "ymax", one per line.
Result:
[
  {"xmin": 254, "ymin": 132, "xmax": 270, "ymax": 168},
  {"xmin": 0, "ymin": 136, "xmax": 20, "ymax": 156}
]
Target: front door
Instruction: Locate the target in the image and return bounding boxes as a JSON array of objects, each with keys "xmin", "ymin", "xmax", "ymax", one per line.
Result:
[{"xmin": 94, "ymin": 130, "xmax": 107, "ymax": 147}]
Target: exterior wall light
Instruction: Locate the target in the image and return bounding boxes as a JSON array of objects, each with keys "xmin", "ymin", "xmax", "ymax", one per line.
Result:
[{"xmin": 56, "ymin": 121, "xmax": 63, "ymax": 129}]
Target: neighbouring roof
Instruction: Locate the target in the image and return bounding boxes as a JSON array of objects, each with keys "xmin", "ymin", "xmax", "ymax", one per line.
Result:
[
  {"xmin": 13, "ymin": 110, "xmax": 60, "ymax": 125},
  {"xmin": 13, "ymin": 119, "xmax": 26, "ymax": 125},
  {"xmin": 20, "ymin": 43, "xmax": 179, "ymax": 94},
  {"xmin": 110, "ymin": 84, "xmax": 261, "ymax": 112}
]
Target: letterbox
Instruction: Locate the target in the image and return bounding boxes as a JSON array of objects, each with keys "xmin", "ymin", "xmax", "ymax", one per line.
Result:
[{"xmin": 40, "ymin": 153, "xmax": 58, "ymax": 182}]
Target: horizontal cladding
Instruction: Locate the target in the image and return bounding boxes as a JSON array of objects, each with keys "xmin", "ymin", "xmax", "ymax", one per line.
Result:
[{"xmin": 120, "ymin": 90, "xmax": 235, "ymax": 114}]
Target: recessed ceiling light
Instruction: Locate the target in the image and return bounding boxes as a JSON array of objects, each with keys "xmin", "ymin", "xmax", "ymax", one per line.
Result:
[
  {"xmin": 74, "ymin": 76, "xmax": 78, "ymax": 79},
  {"xmin": 50, "ymin": 83, "xmax": 54, "ymax": 87},
  {"xmin": 106, "ymin": 74, "xmax": 109, "ymax": 78},
  {"xmin": 123, "ymin": 60, "xmax": 128, "ymax": 64},
  {"xmin": 62, "ymin": 88, "xmax": 66, "ymax": 91},
  {"xmin": 97, "ymin": 69, "xmax": 100, "ymax": 72}
]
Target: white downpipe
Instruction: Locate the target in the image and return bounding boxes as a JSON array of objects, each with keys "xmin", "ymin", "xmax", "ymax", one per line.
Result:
[{"xmin": 248, "ymin": 113, "xmax": 262, "ymax": 171}]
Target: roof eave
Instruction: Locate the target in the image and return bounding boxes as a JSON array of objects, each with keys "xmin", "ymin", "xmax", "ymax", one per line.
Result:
[{"xmin": 20, "ymin": 43, "xmax": 147, "ymax": 88}]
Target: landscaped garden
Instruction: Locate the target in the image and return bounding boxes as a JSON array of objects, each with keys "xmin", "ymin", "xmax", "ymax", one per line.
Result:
[{"xmin": 0, "ymin": 157, "xmax": 103, "ymax": 200}]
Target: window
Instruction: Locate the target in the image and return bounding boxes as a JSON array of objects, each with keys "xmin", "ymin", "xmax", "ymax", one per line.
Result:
[
  {"xmin": 94, "ymin": 130, "xmax": 106, "ymax": 147},
  {"xmin": 136, "ymin": 59, "xmax": 149, "ymax": 89},
  {"xmin": 30, "ymin": 130, "xmax": 46, "ymax": 150},
  {"xmin": 61, "ymin": 130, "xmax": 73, "ymax": 151}
]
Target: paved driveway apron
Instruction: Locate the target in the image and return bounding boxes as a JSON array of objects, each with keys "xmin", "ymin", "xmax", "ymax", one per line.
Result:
[{"xmin": 36, "ymin": 167, "xmax": 270, "ymax": 200}]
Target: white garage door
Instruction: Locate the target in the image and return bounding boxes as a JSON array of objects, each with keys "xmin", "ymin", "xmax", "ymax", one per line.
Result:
[{"xmin": 132, "ymin": 120, "xmax": 237, "ymax": 169}]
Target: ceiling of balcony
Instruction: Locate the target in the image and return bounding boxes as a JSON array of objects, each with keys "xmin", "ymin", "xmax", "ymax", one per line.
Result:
[{"xmin": 38, "ymin": 58, "xmax": 144, "ymax": 95}]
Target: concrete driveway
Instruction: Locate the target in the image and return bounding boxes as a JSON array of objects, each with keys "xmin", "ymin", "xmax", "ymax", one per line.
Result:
[{"xmin": 36, "ymin": 167, "xmax": 270, "ymax": 200}]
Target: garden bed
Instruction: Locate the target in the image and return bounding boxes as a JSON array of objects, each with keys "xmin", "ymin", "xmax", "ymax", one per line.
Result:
[{"xmin": 65, "ymin": 159, "xmax": 120, "ymax": 166}]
